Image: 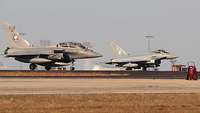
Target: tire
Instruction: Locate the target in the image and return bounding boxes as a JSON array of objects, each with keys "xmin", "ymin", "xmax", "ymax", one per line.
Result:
[
  {"xmin": 29, "ymin": 63, "xmax": 37, "ymax": 70},
  {"xmin": 70, "ymin": 67, "xmax": 75, "ymax": 71}
]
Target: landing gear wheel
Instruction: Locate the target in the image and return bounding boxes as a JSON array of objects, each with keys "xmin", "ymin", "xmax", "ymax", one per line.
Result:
[
  {"xmin": 29, "ymin": 63, "xmax": 37, "ymax": 70},
  {"xmin": 45, "ymin": 66, "xmax": 51, "ymax": 71},
  {"xmin": 154, "ymin": 67, "xmax": 159, "ymax": 71},
  {"xmin": 186, "ymin": 74, "xmax": 189, "ymax": 80},
  {"xmin": 70, "ymin": 66, "xmax": 75, "ymax": 71}
]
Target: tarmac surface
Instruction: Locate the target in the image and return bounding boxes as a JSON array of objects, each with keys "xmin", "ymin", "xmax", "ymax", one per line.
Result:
[
  {"xmin": 0, "ymin": 78, "xmax": 200, "ymax": 95},
  {"xmin": 0, "ymin": 70, "xmax": 192, "ymax": 79}
]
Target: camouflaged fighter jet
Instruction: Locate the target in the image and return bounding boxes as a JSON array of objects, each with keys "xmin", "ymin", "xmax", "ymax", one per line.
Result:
[
  {"xmin": 106, "ymin": 42, "xmax": 178, "ymax": 71},
  {"xmin": 1, "ymin": 22, "xmax": 102, "ymax": 71}
]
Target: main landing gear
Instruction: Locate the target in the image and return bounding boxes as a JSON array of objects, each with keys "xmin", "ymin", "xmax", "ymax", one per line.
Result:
[
  {"xmin": 29, "ymin": 63, "xmax": 37, "ymax": 70},
  {"xmin": 29, "ymin": 60, "xmax": 76, "ymax": 71},
  {"xmin": 29, "ymin": 63, "xmax": 52, "ymax": 71}
]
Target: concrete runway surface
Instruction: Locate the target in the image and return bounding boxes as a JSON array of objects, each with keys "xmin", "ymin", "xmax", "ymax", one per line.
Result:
[{"xmin": 0, "ymin": 78, "xmax": 200, "ymax": 94}]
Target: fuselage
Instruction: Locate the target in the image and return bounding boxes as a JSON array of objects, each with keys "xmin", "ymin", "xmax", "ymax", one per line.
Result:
[
  {"xmin": 2, "ymin": 22, "xmax": 102, "ymax": 70},
  {"xmin": 108, "ymin": 51, "xmax": 177, "ymax": 70},
  {"xmin": 4, "ymin": 46, "xmax": 102, "ymax": 66},
  {"xmin": 111, "ymin": 52, "xmax": 176, "ymax": 63}
]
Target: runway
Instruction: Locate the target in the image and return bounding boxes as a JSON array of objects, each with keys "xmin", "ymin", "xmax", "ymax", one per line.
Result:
[
  {"xmin": 0, "ymin": 78, "xmax": 200, "ymax": 94},
  {"xmin": 0, "ymin": 70, "xmax": 193, "ymax": 79}
]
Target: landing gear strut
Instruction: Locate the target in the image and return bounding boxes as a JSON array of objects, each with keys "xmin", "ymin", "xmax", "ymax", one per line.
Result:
[
  {"xmin": 29, "ymin": 63, "xmax": 37, "ymax": 70},
  {"xmin": 70, "ymin": 60, "xmax": 75, "ymax": 71},
  {"xmin": 70, "ymin": 66, "xmax": 75, "ymax": 71},
  {"xmin": 142, "ymin": 67, "xmax": 147, "ymax": 71}
]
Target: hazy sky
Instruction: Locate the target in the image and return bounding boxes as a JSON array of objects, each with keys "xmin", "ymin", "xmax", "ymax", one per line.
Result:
[{"xmin": 1, "ymin": 0, "xmax": 200, "ymax": 70}]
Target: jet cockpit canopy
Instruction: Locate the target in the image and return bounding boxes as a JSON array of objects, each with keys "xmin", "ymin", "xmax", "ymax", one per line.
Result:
[
  {"xmin": 152, "ymin": 49, "xmax": 169, "ymax": 54},
  {"xmin": 57, "ymin": 42, "xmax": 87, "ymax": 49}
]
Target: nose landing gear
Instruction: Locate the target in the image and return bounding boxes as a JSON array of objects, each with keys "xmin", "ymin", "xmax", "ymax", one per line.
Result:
[{"xmin": 70, "ymin": 60, "xmax": 75, "ymax": 71}]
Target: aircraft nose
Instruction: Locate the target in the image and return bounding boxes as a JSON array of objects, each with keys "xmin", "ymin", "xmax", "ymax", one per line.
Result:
[
  {"xmin": 91, "ymin": 51, "xmax": 103, "ymax": 58},
  {"xmin": 82, "ymin": 50, "xmax": 103, "ymax": 58},
  {"xmin": 168, "ymin": 54, "xmax": 178, "ymax": 59}
]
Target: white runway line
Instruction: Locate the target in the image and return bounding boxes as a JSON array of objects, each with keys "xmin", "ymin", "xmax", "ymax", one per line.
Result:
[{"xmin": 0, "ymin": 78, "xmax": 200, "ymax": 94}]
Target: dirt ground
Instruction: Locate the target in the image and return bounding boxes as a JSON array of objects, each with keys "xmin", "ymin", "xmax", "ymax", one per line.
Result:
[
  {"xmin": 0, "ymin": 94, "xmax": 199, "ymax": 113},
  {"xmin": 1, "ymin": 79, "xmax": 200, "ymax": 94}
]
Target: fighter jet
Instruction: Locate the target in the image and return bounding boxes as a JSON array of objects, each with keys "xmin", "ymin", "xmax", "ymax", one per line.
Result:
[
  {"xmin": 106, "ymin": 42, "xmax": 178, "ymax": 71},
  {"xmin": 1, "ymin": 22, "xmax": 102, "ymax": 71}
]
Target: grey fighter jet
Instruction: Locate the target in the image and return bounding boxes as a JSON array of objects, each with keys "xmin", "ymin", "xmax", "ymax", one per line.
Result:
[
  {"xmin": 1, "ymin": 22, "xmax": 102, "ymax": 71},
  {"xmin": 106, "ymin": 42, "xmax": 178, "ymax": 71}
]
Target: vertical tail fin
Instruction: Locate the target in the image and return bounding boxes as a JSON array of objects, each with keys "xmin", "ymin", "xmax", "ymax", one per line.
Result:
[
  {"xmin": 110, "ymin": 41, "xmax": 129, "ymax": 58},
  {"xmin": 1, "ymin": 21, "xmax": 31, "ymax": 48}
]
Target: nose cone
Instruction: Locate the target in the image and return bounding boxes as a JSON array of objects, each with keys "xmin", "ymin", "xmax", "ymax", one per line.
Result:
[{"xmin": 86, "ymin": 50, "xmax": 103, "ymax": 58}]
